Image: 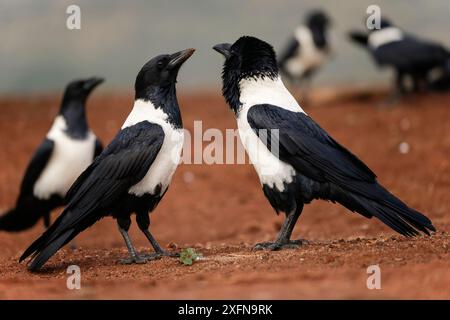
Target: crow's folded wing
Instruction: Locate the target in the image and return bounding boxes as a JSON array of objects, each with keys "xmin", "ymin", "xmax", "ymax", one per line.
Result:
[
  {"xmin": 19, "ymin": 138, "xmax": 55, "ymax": 198},
  {"xmin": 247, "ymin": 104, "xmax": 377, "ymax": 192},
  {"xmin": 59, "ymin": 121, "xmax": 164, "ymax": 230},
  {"xmin": 374, "ymin": 36, "xmax": 449, "ymax": 69}
]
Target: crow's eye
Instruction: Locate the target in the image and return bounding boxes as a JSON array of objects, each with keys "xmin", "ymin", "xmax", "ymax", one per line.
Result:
[{"xmin": 157, "ymin": 60, "xmax": 164, "ymax": 69}]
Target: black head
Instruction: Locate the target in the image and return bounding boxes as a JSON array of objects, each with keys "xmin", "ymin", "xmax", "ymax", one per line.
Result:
[
  {"xmin": 61, "ymin": 77, "xmax": 104, "ymax": 105},
  {"xmin": 306, "ymin": 10, "xmax": 330, "ymax": 29},
  {"xmin": 213, "ymin": 36, "xmax": 278, "ymax": 112},
  {"xmin": 134, "ymin": 49, "xmax": 195, "ymax": 129},
  {"xmin": 134, "ymin": 48, "xmax": 195, "ymax": 102},
  {"xmin": 60, "ymin": 77, "xmax": 104, "ymax": 139}
]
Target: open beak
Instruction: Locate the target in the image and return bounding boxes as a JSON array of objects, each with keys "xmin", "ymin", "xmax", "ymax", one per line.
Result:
[
  {"xmin": 168, "ymin": 48, "xmax": 195, "ymax": 69},
  {"xmin": 83, "ymin": 77, "xmax": 104, "ymax": 91},
  {"xmin": 213, "ymin": 43, "xmax": 232, "ymax": 59}
]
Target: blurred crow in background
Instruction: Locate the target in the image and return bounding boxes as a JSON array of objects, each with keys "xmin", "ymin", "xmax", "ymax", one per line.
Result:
[
  {"xmin": 0, "ymin": 78, "xmax": 104, "ymax": 232},
  {"xmin": 214, "ymin": 36, "xmax": 435, "ymax": 250},
  {"xmin": 349, "ymin": 19, "xmax": 450, "ymax": 101},
  {"xmin": 428, "ymin": 59, "xmax": 450, "ymax": 91},
  {"xmin": 20, "ymin": 49, "xmax": 195, "ymax": 271},
  {"xmin": 278, "ymin": 10, "xmax": 332, "ymax": 102}
]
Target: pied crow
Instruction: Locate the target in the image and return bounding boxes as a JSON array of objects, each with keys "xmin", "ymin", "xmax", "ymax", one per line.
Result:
[
  {"xmin": 213, "ymin": 36, "xmax": 435, "ymax": 250},
  {"xmin": 349, "ymin": 19, "xmax": 450, "ymax": 97},
  {"xmin": 20, "ymin": 49, "xmax": 195, "ymax": 271},
  {"xmin": 278, "ymin": 10, "xmax": 332, "ymax": 95},
  {"xmin": 0, "ymin": 78, "xmax": 104, "ymax": 232}
]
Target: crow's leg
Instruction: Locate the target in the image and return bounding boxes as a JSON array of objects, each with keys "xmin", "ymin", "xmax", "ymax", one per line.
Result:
[
  {"xmin": 397, "ymin": 71, "xmax": 408, "ymax": 94},
  {"xmin": 254, "ymin": 203, "xmax": 308, "ymax": 251},
  {"xmin": 117, "ymin": 217, "xmax": 146, "ymax": 264},
  {"xmin": 384, "ymin": 70, "xmax": 406, "ymax": 106},
  {"xmin": 136, "ymin": 212, "xmax": 179, "ymax": 260},
  {"xmin": 413, "ymin": 73, "xmax": 428, "ymax": 93},
  {"xmin": 412, "ymin": 75, "xmax": 421, "ymax": 93}
]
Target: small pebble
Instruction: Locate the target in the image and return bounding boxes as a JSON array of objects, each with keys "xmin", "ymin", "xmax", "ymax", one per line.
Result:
[
  {"xmin": 399, "ymin": 142, "xmax": 410, "ymax": 154},
  {"xmin": 167, "ymin": 242, "xmax": 178, "ymax": 250},
  {"xmin": 183, "ymin": 171, "xmax": 195, "ymax": 184}
]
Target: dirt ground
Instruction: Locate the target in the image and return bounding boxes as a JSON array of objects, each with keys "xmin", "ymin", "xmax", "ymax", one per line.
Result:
[{"xmin": 0, "ymin": 88, "xmax": 449, "ymax": 299}]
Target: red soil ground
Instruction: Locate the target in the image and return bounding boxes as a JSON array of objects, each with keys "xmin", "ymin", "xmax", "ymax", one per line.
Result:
[{"xmin": 0, "ymin": 89, "xmax": 449, "ymax": 299}]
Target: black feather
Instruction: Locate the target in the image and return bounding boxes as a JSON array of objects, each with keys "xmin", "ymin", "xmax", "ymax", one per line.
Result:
[
  {"xmin": 94, "ymin": 138, "xmax": 103, "ymax": 158},
  {"xmin": 18, "ymin": 139, "xmax": 54, "ymax": 197},
  {"xmin": 247, "ymin": 104, "xmax": 435, "ymax": 236},
  {"xmin": 0, "ymin": 195, "xmax": 63, "ymax": 232},
  {"xmin": 0, "ymin": 139, "xmax": 62, "ymax": 231},
  {"xmin": 373, "ymin": 37, "xmax": 450, "ymax": 73}
]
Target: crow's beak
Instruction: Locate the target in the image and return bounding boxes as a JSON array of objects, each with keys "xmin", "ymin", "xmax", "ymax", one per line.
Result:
[
  {"xmin": 83, "ymin": 77, "xmax": 104, "ymax": 91},
  {"xmin": 168, "ymin": 48, "xmax": 195, "ymax": 69},
  {"xmin": 213, "ymin": 43, "xmax": 232, "ymax": 59}
]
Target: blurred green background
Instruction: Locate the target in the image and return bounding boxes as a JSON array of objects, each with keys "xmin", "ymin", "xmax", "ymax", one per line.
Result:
[{"xmin": 1, "ymin": 0, "xmax": 449, "ymax": 94}]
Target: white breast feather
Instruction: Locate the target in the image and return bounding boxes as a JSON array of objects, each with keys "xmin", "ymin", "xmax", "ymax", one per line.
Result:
[
  {"xmin": 237, "ymin": 76, "xmax": 303, "ymax": 191},
  {"xmin": 124, "ymin": 99, "xmax": 184, "ymax": 197},
  {"xmin": 285, "ymin": 25, "xmax": 329, "ymax": 77},
  {"xmin": 33, "ymin": 116, "xmax": 96, "ymax": 199},
  {"xmin": 368, "ymin": 27, "xmax": 404, "ymax": 49}
]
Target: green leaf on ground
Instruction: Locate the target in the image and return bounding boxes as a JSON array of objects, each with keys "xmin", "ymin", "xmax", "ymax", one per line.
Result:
[{"xmin": 179, "ymin": 248, "xmax": 202, "ymax": 266}]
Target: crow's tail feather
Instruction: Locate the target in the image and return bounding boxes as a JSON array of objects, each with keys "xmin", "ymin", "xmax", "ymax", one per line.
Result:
[
  {"xmin": 0, "ymin": 205, "xmax": 43, "ymax": 232},
  {"xmin": 26, "ymin": 229, "xmax": 73, "ymax": 271},
  {"xmin": 345, "ymin": 183, "xmax": 435, "ymax": 236},
  {"xmin": 19, "ymin": 209, "xmax": 73, "ymax": 269}
]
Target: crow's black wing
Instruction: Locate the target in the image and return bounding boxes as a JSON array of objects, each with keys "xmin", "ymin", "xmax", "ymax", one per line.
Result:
[
  {"xmin": 63, "ymin": 121, "xmax": 164, "ymax": 226},
  {"xmin": 18, "ymin": 138, "xmax": 54, "ymax": 199},
  {"xmin": 21, "ymin": 121, "xmax": 165, "ymax": 266},
  {"xmin": 374, "ymin": 36, "xmax": 449, "ymax": 70},
  {"xmin": 247, "ymin": 104, "xmax": 376, "ymax": 187}
]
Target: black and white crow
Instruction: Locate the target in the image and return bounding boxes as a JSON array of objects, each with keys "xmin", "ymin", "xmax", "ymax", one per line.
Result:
[
  {"xmin": 213, "ymin": 36, "xmax": 435, "ymax": 250},
  {"xmin": 0, "ymin": 78, "xmax": 104, "ymax": 232},
  {"xmin": 278, "ymin": 10, "xmax": 332, "ymax": 92},
  {"xmin": 20, "ymin": 49, "xmax": 195, "ymax": 271},
  {"xmin": 349, "ymin": 19, "xmax": 450, "ymax": 96}
]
